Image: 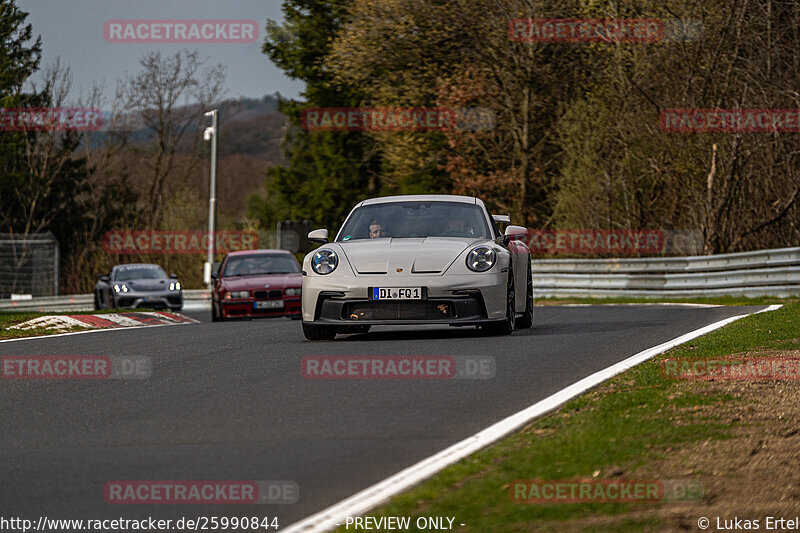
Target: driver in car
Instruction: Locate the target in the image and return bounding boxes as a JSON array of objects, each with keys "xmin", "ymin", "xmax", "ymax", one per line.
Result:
[{"xmin": 369, "ymin": 219, "xmax": 385, "ymax": 239}]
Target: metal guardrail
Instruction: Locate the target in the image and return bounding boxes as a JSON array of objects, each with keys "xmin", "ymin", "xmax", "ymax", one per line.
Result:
[
  {"xmin": 533, "ymin": 247, "xmax": 800, "ymax": 298},
  {"xmin": 2, "ymin": 246, "xmax": 799, "ymax": 310},
  {"xmin": 0, "ymin": 289, "xmax": 211, "ymax": 313}
]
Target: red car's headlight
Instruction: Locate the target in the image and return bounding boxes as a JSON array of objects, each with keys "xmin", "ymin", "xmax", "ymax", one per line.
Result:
[{"xmin": 226, "ymin": 290, "xmax": 250, "ymax": 299}]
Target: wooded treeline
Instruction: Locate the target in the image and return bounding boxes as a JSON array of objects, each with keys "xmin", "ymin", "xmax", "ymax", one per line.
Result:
[
  {"xmin": 0, "ymin": 0, "xmax": 284, "ymax": 293},
  {"xmin": 3, "ymin": 0, "xmax": 799, "ymax": 294},
  {"xmin": 254, "ymin": 0, "xmax": 800, "ymax": 253}
]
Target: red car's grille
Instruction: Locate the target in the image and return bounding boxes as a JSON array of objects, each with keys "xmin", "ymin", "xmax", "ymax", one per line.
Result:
[{"xmin": 254, "ymin": 289, "xmax": 282, "ymax": 299}]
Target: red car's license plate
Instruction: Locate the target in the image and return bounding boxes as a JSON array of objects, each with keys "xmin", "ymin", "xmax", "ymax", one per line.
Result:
[{"xmin": 254, "ymin": 300, "xmax": 284, "ymax": 309}]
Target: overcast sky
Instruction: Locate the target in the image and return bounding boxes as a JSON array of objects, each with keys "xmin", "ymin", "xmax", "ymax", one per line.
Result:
[{"xmin": 18, "ymin": 0, "xmax": 304, "ymax": 103}]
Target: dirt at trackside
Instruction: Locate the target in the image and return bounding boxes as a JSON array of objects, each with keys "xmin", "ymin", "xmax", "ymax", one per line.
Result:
[{"xmin": 539, "ymin": 350, "xmax": 800, "ymax": 532}]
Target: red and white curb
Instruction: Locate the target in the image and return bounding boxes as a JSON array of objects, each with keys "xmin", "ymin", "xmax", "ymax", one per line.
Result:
[{"xmin": 8, "ymin": 312, "xmax": 199, "ymax": 331}]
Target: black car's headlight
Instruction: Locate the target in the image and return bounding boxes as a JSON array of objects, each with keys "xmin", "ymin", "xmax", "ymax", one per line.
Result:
[
  {"xmin": 169, "ymin": 281, "xmax": 181, "ymax": 291},
  {"xmin": 113, "ymin": 283, "xmax": 129, "ymax": 293},
  {"xmin": 466, "ymin": 246, "xmax": 497, "ymax": 272},
  {"xmin": 312, "ymin": 250, "xmax": 338, "ymax": 275}
]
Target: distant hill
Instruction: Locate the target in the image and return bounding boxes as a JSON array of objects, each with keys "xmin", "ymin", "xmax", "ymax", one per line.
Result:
[{"xmin": 89, "ymin": 94, "xmax": 288, "ymax": 222}]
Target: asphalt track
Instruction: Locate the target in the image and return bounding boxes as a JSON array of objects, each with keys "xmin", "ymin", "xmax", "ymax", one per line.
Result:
[{"xmin": 0, "ymin": 304, "xmax": 766, "ymax": 529}]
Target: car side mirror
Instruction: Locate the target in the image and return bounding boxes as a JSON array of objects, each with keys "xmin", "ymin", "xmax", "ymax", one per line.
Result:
[
  {"xmin": 503, "ymin": 225, "xmax": 528, "ymax": 244},
  {"xmin": 210, "ymin": 272, "xmax": 219, "ymax": 280},
  {"xmin": 308, "ymin": 229, "xmax": 329, "ymax": 244},
  {"xmin": 100, "ymin": 275, "xmax": 110, "ymax": 283}
]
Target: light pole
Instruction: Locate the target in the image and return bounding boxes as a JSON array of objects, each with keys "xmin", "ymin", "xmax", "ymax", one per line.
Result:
[{"xmin": 203, "ymin": 109, "xmax": 218, "ymax": 289}]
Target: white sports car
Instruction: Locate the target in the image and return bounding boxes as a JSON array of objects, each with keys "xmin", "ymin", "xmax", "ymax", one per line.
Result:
[{"xmin": 300, "ymin": 195, "xmax": 532, "ymax": 340}]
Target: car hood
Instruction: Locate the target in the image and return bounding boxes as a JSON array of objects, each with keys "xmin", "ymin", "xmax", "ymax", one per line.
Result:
[
  {"xmin": 339, "ymin": 237, "xmax": 483, "ymax": 274},
  {"xmin": 125, "ymin": 279, "xmax": 171, "ymax": 292},
  {"xmin": 221, "ymin": 273, "xmax": 302, "ymax": 290}
]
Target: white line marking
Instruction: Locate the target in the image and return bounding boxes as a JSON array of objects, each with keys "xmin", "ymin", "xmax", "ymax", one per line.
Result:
[
  {"xmin": 553, "ymin": 302, "xmax": 723, "ymax": 308},
  {"xmin": 283, "ymin": 304, "xmax": 783, "ymax": 533}
]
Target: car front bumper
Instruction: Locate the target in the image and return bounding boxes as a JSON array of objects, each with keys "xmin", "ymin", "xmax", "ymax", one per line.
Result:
[
  {"xmin": 113, "ymin": 291, "xmax": 183, "ymax": 310},
  {"xmin": 301, "ymin": 272, "xmax": 507, "ymax": 325},
  {"xmin": 221, "ymin": 297, "xmax": 302, "ymax": 318}
]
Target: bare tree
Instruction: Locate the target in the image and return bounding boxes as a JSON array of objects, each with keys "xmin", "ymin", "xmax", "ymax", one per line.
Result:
[{"xmin": 119, "ymin": 50, "xmax": 226, "ymax": 229}]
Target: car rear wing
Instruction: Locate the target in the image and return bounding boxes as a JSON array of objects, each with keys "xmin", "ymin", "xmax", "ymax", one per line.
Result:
[{"xmin": 492, "ymin": 214, "xmax": 511, "ymax": 224}]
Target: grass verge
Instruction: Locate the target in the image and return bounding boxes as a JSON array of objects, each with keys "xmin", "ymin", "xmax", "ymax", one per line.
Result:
[{"xmin": 339, "ymin": 302, "xmax": 800, "ymax": 532}]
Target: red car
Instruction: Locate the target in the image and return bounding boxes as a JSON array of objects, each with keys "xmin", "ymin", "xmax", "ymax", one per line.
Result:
[{"xmin": 211, "ymin": 249, "xmax": 302, "ymax": 321}]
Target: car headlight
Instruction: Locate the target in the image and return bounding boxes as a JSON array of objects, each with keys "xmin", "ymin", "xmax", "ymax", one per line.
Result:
[
  {"xmin": 113, "ymin": 284, "xmax": 129, "ymax": 293},
  {"xmin": 311, "ymin": 249, "xmax": 338, "ymax": 275},
  {"xmin": 169, "ymin": 281, "xmax": 182, "ymax": 291},
  {"xmin": 285, "ymin": 287, "xmax": 302, "ymax": 296},
  {"xmin": 225, "ymin": 290, "xmax": 250, "ymax": 299},
  {"xmin": 466, "ymin": 246, "xmax": 497, "ymax": 272}
]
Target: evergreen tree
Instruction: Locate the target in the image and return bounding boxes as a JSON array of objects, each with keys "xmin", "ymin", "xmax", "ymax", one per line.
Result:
[
  {"xmin": 251, "ymin": 0, "xmax": 381, "ymax": 232},
  {"xmin": 0, "ymin": 0, "xmax": 42, "ymax": 232}
]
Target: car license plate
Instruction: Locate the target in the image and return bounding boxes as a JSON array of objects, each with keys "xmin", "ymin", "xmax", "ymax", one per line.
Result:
[
  {"xmin": 254, "ymin": 300, "xmax": 284, "ymax": 309},
  {"xmin": 372, "ymin": 287, "xmax": 422, "ymax": 300}
]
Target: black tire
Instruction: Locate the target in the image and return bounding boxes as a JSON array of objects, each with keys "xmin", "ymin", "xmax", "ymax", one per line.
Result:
[
  {"xmin": 93, "ymin": 292, "xmax": 100, "ymax": 311},
  {"xmin": 338, "ymin": 325, "xmax": 371, "ymax": 335},
  {"xmin": 106, "ymin": 292, "xmax": 115, "ymax": 310},
  {"xmin": 484, "ymin": 264, "xmax": 515, "ymax": 336},
  {"xmin": 211, "ymin": 301, "xmax": 220, "ymax": 322},
  {"xmin": 516, "ymin": 262, "xmax": 534, "ymax": 329},
  {"xmin": 302, "ymin": 322, "xmax": 337, "ymax": 341}
]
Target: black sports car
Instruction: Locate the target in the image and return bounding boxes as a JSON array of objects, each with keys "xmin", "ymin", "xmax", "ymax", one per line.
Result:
[{"xmin": 94, "ymin": 263, "xmax": 183, "ymax": 311}]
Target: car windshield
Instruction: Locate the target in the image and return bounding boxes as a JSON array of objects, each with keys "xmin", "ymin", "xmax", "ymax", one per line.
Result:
[
  {"xmin": 336, "ymin": 201, "xmax": 491, "ymax": 241},
  {"xmin": 114, "ymin": 266, "xmax": 167, "ymax": 281},
  {"xmin": 222, "ymin": 254, "xmax": 300, "ymax": 277}
]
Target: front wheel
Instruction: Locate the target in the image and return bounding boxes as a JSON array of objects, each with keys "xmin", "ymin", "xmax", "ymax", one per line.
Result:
[
  {"xmin": 516, "ymin": 262, "xmax": 534, "ymax": 329},
  {"xmin": 303, "ymin": 322, "xmax": 337, "ymax": 341},
  {"xmin": 93, "ymin": 292, "xmax": 101, "ymax": 311},
  {"xmin": 483, "ymin": 265, "xmax": 515, "ymax": 336},
  {"xmin": 211, "ymin": 301, "xmax": 221, "ymax": 322}
]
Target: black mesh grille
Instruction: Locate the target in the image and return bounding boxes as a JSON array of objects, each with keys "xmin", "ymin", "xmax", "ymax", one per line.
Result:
[{"xmin": 344, "ymin": 301, "xmax": 454, "ymax": 321}]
